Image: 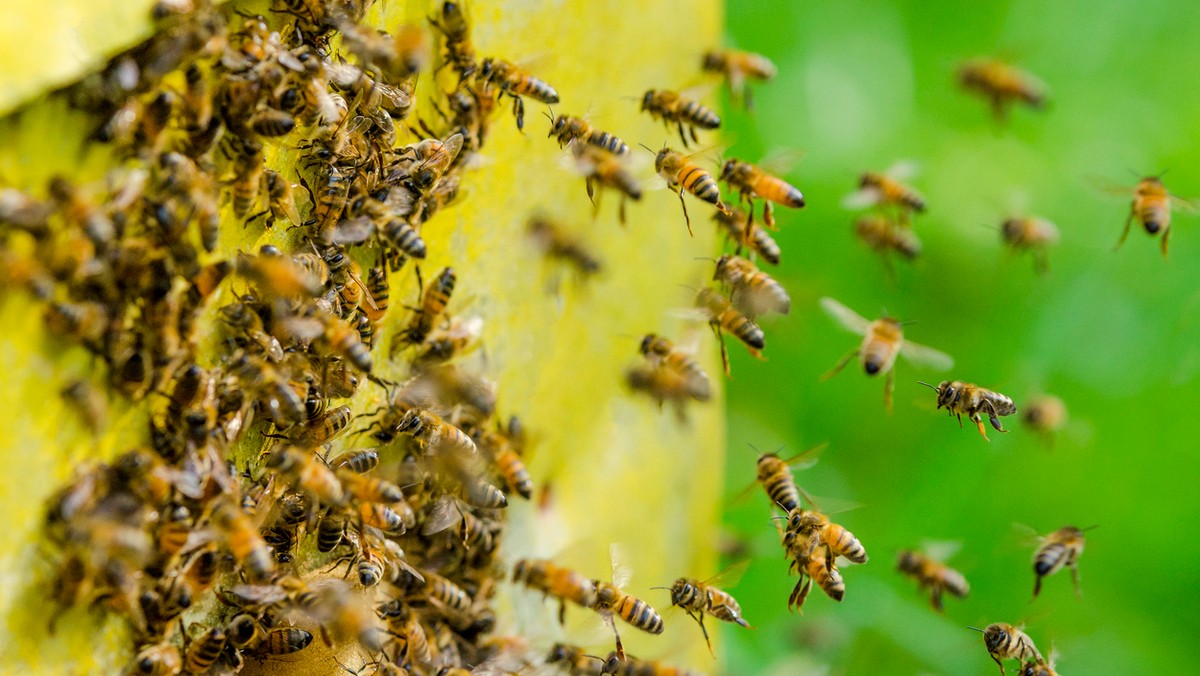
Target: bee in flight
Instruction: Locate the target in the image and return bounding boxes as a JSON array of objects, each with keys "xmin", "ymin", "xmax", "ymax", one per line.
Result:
[
  {"xmin": 843, "ymin": 163, "xmax": 925, "ymax": 224},
  {"xmin": 919, "ymin": 380, "xmax": 1017, "ymax": 441},
  {"xmin": 895, "ymin": 544, "xmax": 969, "ymax": 612},
  {"xmin": 702, "ymin": 48, "xmax": 777, "ymax": 109},
  {"xmin": 590, "ymin": 544, "xmax": 664, "ymax": 660},
  {"xmin": 546, "ymin": 111, "xmax": 629, "ymax": 155},
  {"xmin": 1021, "ymin": 649, "xmax": 1062, "ymax": 676},
  {"xmin": 715, "ymin": 207, "xmax": 781, "ymax": 265},
  {"xmin": 719, "ymin": 157, "xmax": 804, "ymax": 230},
  {"xmin": 854, "ymin": 214, "xmax": 921, "ymax": 278},
  {"xmin": 958, "ymin": 57, "xmax": 1048, "ymax": 122},
  {"xmin": 713, "ymin": 254, "xmax": 790, "ymax": 318},
  {"xmin": 1111, "ymin": 174, "xmax": 1194, "ymax": 258},
  {"xmin": 696, "ymin": 287, "xmax": 764, "ymax": 377},
  {"xmin": 571, "ymin": 144, "xmax": 643, "ymax": 224},
  {"xmin": 1001, "ymin": 216, "xmax": 1059, "ymax": 274},
  {"xmin": 651, "ymin": 145, "xmax": 727, "ymax": 236},
  {"xmin": 970, "ymin": 623, "xmax": 1042, "ymax": 676},
  {"xmin": 1021, "ymin": 394, "xmax": 1068, "ymax": 445},
  {"xmin": 1031, "ymin": 525, "xmax": 1094, "ymax": 599},
  {"xmin": 640, "ymin": 89, "xmax": 720, "ymax": 148},
  {"xmin": 478, "ymin": 57, "xmax": 559, "ymax": 131},
  {"xmin": 654, "ymin": 564, "xmax": 751, "ymax": 656},
  {"xmin": 819, "ymin": 297, "xmax": 953, "ymax": 412}
]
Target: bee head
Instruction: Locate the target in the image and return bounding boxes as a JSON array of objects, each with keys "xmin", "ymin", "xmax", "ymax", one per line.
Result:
[
  {"xmin": 479, "ymin": 58, "xmax": 494, "ymax": 79},
  {"xmin": 719, "ymin": 158, "xmax": 736, "ymax": 181},
  {"xmin": 641, "ymin": 90, "xmax": 656, "ymax": 111}
]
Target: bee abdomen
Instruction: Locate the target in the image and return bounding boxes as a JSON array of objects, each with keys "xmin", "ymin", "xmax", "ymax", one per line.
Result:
[
  {"xmin": 520, "ymin": 77, "xmax": 559, "ymax": 103},
  {"xmin": 681, "ymin": 100, "xmax": 720, "ymax": 129},
  {"xmin": 1034, "ymin": 543, "xmax": 1067, "ymax": 575},
  {"xmin": 680, "ymin": 166, "xmax": 721, "ymax": 204},
  {"xmin": 760, "ymin": 175, "xmax": 805, "ymax": 207},
  {"xmin": 764, "ymin": 475, "xmax": 800, "ymax": 513},
  {"xmin": 589, "ymin": 131, "xmax": 629, "ymax": 156},
  {"xmin": 724, "ymin": 312, "xmax": 765, "ymax": 350},
  {"xmin": 617, "ymin": 596, "xmax": 664, "ymax": 634},
  {"xmin": 383, "ymin": 219, "xmax": 427, "ymax": 259}
]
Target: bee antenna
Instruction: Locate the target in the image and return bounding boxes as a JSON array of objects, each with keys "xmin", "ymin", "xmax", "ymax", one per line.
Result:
[
  {"xmin": 917, "ymin": 381, "xmax": 938, "ymax": 391},
  {"xmin": 1081, "ymin": 524, "xmax": 1101, "ymax": 532},
  {"xmin": 648, "ymin": 585, "xmax": 671, "ymax": 591},
  {"xmin": 638, "ymin": 143, "xmax": 657, "ymax": 155},
  {"xmin": 967, "ymin": 626, "xmax": 985, "ymax": 633}
]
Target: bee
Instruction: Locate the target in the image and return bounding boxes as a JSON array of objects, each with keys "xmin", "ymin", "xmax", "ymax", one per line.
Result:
[
  {"xmin": 528, "ymin": 216, "xmax": 603, "ymax": 278},
  {"xmin": 637, "ymin": 334, "xmax": 711, "ymax": 402},
  {"xmin": 895, "ymin": 547, "xmax": 970, "ymax": 612},
  {"xmin": 394, "ymin": 408, "xmax": 477, "ymax": 455},
  {"xmin": 1021, "ymin": 395, "xmax": 1068, "ymax": 443},
  {"xmin": 414, "ymin": 316, "xmax": 484, "ymax": 367},
  {"xmin": 713, "ymin": 254, "xmax": 790, "ymax": 318},
  {"xmin": 422, "ymin": 570, "xmax": 473, "ymax": 614},
  {"xmin": 60, "ymin": 378, "xmax": 108, "ymax": 434},
  {"xmin": 855, "ymin": 214, "xmax": 921, "ymax": 270},
  {"xmin": 378, "ymin": 600, "xmax": 432, "ymax": 664},
  {"xmin": 715, "ymin": 207, "xmax": 781, "ymax": 265},
  {"xmin": 1114, "ymin": 175, "xmax": 1194, "ymax": 258},
  {"xmin": 402, "ymin": 266, "xmax": 456, "ymax": 345},
  {"xmin": 591, "ymin": 545, "xmax": 664, "ymax": 660},
  {"xmin": 183, "ymin": 625, "xmax": 226, "ymax": 674},
  {"xmin": 920, "ymin": 380, "xmax": 1017, "ymax": 441},
  {"xmin": 286, "ymin": 405, "xmax": 353, "ymax": 447},
  {"xmin": 1020, "ymin": 651, "xmax": 1061, "ymax": 676},
  {"xmin": 1001, "ymin": 216, "xmax": 1059, "ymax": 274},
  {"xmin": 316, "ymin": 509, "xmax": 348, "ymax": 552},
  {"xmin": 261, "ymin": 169, "xmax": 301, "ymax": 226},
  {"xmin": 547, "ymin": 112, "xmax": 629, "ymax": 155},
  {"xmin": 478, "ymin": 58, "xmax": 560, "ymax": 131},
  {"xmin": 702, "ymin": 48, "xmax": 776, "ymax": 109},
  {"xmin": 512, "ymin": 559, "xmax": 598, "ymax": 624},
  {"xmin": 572, "ymin": 144, "xmax": 643, "ymax": 223},
  {"xmin": 360, "ymin": 267, "xmax": 389, "ymax": 325},
  {"xmin": 359, "ymin": 502, "xmax": 408, "ymax": 533},
  {"xmin": 782, "ymin": 505, "xmax": 869, "ymax": 568},
  {"xmin": 754, "ymin": 445, "xmax": 823, "ymax": 515},
  {"xmin": 843, "ymin": 165, "xmax": 926, "ymax": 222},
  {"xmin": 210, "ymin": 498, "xmax": 274, "ymax": 582},
  {"xmin": 230, "ymin": 353, "xmax": 305, "ymax": 428},
  {"xmin": 480, "ymin": 416, "xmax": 533, "ymax": 500},
  {"xmin": 397, "ymin": 133, "xmax": 464, "ymax": 195},
  {"xmin": 971, "ymin": 623, "xmax": 1042, "ymax": 676},
  {"xmin": 332, "ymin": 448, "xmax": 380, "ymax": 474},
  {"xmin": 719, "ymin": 158, "xmax": 804, "ymax": 229},
  {"xmin": 658, "ymin": 574, "xmax": 750, "ymax": 655},
  {"xmin": 316, "ymin": 312, "xmax": 373, "ymax": 373},
  {"xmin": 307, "ymin": 164, "xmax": 351, "ymax": 246},
  {"xmin": 132, "ymin": 641, "xmax": 183, "ymax": 676},
  {"xmin": 547, "ymin": 643, "xmax": 604, "ymax": 675},
  {"xmin": 600, "ymin": 652, "xmax": 700, "ymax": 676},
  {"xmin": 819, "ymin": 297, "xmax": 954, "ymax": 412},
  {"xmin": 696, "ymin": 287, "xmax": 764, "ymax": 377},
  {"xmin": 249, "ymin": 627, "xmax": 314, "ymax": 656},
  {"xmin": 625, "ymin": 364, "xmax": 694, "ymax": 418},
  {"xmin": 381, "ymin": 217, "xmax": 428, "ymax": 264},
  {"xmin": 429, "ymin": 0, "xmax": 477, "ymax": 79},
  {"xmin": 1032, "ymin": 525, "xmax": 1093, "ymax": 599},
  {"xmin": 789, "ymin": 546, "xmax": 845, "ymax": 611},
  {"xmin": 653, "ymin": 146, "xmax": 727, "ymax": 236},
  {"xmin": 264, "ymin": 446, "xmax": 345, "ymax": 506},
  {"xmin": 312, "ymin": 579, "xmax": 384, "ymax": 651},
  {"xmin": 235, "ymin": 246, "xmax": 325, "ymax": 298},
  {"xmin": 230, "ymin": 147, "xmax": 265, "ymax": 219},
  {"xmin": 640, "ymin": 90, "xmax": 720, "ymax": 147},
  {"xmin": 958, "ymin": 58, "xmax": 1047, "ymax": 122}
]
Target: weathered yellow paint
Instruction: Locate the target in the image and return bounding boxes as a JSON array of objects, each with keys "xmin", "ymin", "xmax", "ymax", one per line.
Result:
[{"xmin": 0, "ymin": 0, "xmax": 723, "ymax": 672}]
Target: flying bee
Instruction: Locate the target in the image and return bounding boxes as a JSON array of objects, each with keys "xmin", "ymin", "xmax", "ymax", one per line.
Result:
[
  {"xmin": 478, "ymin": 416, "xmax": 533, "ymax": 500},
  {"xmin": 640, "ymin": 89, "xmax": 720, "ymax": 147},
  {"xmin": 591, "ymin": 544, "xmax": 664, "ymax": 660},
  {"xmin": 713, "ymin": 254, "xmax": 791, "ymax": 317},
  {"xmin": 971, "ymin": 623, "xmax": 1043, "ymax": 676},
  {"xmin": 782, "ymin": 503, "xmax": 869, "ymax": 569},
  {"xmin": 626, "ymin": 365, "xmax": 694, "ymax": 419},
  {"xmin": 895, "ymin": 546, "xmax": 970, "ymax": 612},
  {"xmin": 696, "ymin": 287, "xmax": 764, "ymax": 377},
  {"xmin": 656, "ymin": 571, "xmax": 751, "ymax": 656},
  {"xmin": 754, "ymin": 444, "xmax": 824, "ymax": 515},
  {"xmin": 528, "ymin": 216, "xmax": 603, "ymax": 279},
  {"xmin": 402, "ymin": 266, "xmax": 456, "ymax": 345},
  {"xmin": 1112, "ymin": 175, "xmax": 1194, "ymax": 258},
  {"xmin": 393, "ymin": 407, "xmax": 477, "ymax": 455},
  {"xmin": 855, "ymin": 214, "xmax": 921, "ymax": 272},
  {"xmin": 547, "ymin": 112, "xmax": 630, "ymax": 155},
  {"xmin": 1001, "ymin": 216, "xmax": 1059, "ymax": 274},
  {"xmin": 958, "ymin": 58, "xmax": 1047, "ymax": 122},
  {"xmin": 653, "ymin": 146, "xmax": 727, "ymax": 236},
  {"xmin": 702, "ymin": 48, "xmax": 777, "ymax": 109},
  {"xmin": 715, "ymin": 207, "xmax": 782, "ymax": 265},
  {"xmin": 789, "ymin": 546, "xmax": 844, "ymax": 611},
  {"xmin": 843, "ymin": 164, "xmax": 926, "ymax": 222},
  {"xmin": 819, "ymin": 297, "xmax": 954, "ymax": 412},
  {"xmin": 920, "ymin": 380, "xmax": 1017, "ymax": 441},
  {"xmin": 209, "ymin": 498, "xmax": 274, "ymax": 582},
  {"xmin": 429, "ymin": 0, "xmax": 477, "ymax": 79},
  {"xmin": 638, "ymin": 333, "xmax": 711, "ymax": 402},
  {"xmin": 571, "ymin": 144, "xmax": 643, "ymax": 224},
  {"xmin": 1032, "ymin": 525, "xmax": 1093, "ymax": 599},
  {"xmin": 1021, "ymin": 650, "xmax": 1061, "ymax": 676},
  {"xmin": 479, "ymin": 57, "xmax": 560, "ymax": 131},
  {"xmin": 719, "ymin": 158, "xmax": 804, "ymax": 229},
  {"xmin": 311, "ymin": 579, "xmax": 384, "ymax": 651},
  {"xmin": 1021, "ymin": 395, "xmax": 1068, "ymax": 443}
]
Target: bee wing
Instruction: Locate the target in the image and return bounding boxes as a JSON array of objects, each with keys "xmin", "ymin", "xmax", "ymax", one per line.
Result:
[
  {"xmin": 1170, "ymin": 195, "xmax": 1199, "ymax": 212},
  {"xmin": 898, "ymin": 340, "xmax": 954, "ymax": 371},
  {"xmin": 1086, "ymin": 176, "xmax": 1135, "ymax": 197},
  {"xmin": 332, "ymin": 215, "xmax": 376, "ymax": 245},
  {"xmin": 841, "ymin": 187, "xmax": 881, "ymax": 210},
  {"xmin": 1011, "ymin": 522, "xmax": 1043, "ymax": 549},
  {"xmin": 798, "ymin": 490, "xmax": 863, "ymax": 516},
  {"xmin": 756, "ymin": 148, "xmax": 806, "ymax": 176},
  {"xmin": 697, "ymin": 558, "xmax": 751, "ymax": 590},
  {"xmin": 279, "ymin": 316, "xmax": 325, "ymax": 341},
  {"xmin": 918, "ymin": 539, "xmax": 963, "ymax": 562},
  {"xmin": 884, "ymin": 159, "xmax": 920, "ymax": 180},
  {"xmin": 732, "ymin": 280, "xmax": 791, "ymax": 318},
  {"xmin": 609, "ymin": 542, "xmax": 633, "ymax": 589},
  {"xmin": 420, "ymin": 496, "xmax": 461, "ymax": 536},
  {"xmin": 818, "ymin": 297, "xmax": 871, "ymax": 335}
]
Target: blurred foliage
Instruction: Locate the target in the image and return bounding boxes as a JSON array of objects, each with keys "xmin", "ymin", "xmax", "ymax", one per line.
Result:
[{"xmin": 714, "ymin": 1, "xmax": 1200, "ymax": 674}]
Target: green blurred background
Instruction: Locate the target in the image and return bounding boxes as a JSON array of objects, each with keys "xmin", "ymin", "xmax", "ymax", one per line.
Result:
[{"xmin": 713, "ymin": 1, "xmax": 1200, "ymax": 674}]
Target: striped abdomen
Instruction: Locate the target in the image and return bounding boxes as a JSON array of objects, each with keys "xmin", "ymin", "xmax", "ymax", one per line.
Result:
[
  {"xmin": 823, "ymin": 522, "xmax": 868, "ymax": 564},
  {"xmin": 383, "ymin": 219, "xmax": 427, "ymax": 259},
  {"xmin": 586, "ymin": 129, "xmax": 629, "ymax": 155},
  {"xmin": 1136, "ymin": 199, "xmax": 1169, "ymax": 234},
  {"xmin": 680, "ymin": 98, "xmax": 720, "ymax": 129},
  {"xmin": 806, "ymin": 555, "xmax": 845, "ymax": 601},
  {"xmin": 612, "ymin": 592, "xmax": 664, "ymax": 634},
  {"xmin": 753, "ymin": 174, "xmax": 805, "ymax": 207},
  {"xmin": 511, "ymin": 74, "xmax": 559, "ymax": 103},
  {"xmin": 716, "ymin": 307, "xmax": 764, "ymax": 350},
  {"xmin": 862, "ymin": 331, "xmax": 901, "ymax": 376},
  {"xmin": 757, "ymin": 455, "xmax": 800, "ymax": 513},
  {"xmin": 184, "ymin": 627, "xmax": 226, "ymax": 673},
  {"xmin": 678, "ymin": 162, "xmax": 722, "ymax": 205},
  {"xmin": 701, "ymin": 586, "xmax": 749, "ymax": 626},
  {"xmin": 548, "ymin": 566, "xmax": 597, "ymax": 608},
  {"xmin": 495, "ymin": 449, "xmax": 533, "ymax": 499},
  {"xmin": 426, "ymin": 572, "xmax": 472, "ymax": 612}
]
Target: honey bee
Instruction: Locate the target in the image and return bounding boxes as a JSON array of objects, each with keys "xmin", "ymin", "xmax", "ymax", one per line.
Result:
[
  {"xmin": 920, "ymin": 380, "xmax": 1017, "ymax": 441},
  {"xmin": 1113, "ymin": 175, "xmax": 1194, "ymax": 258},
  {"xmin": 397, "ymin": 133, "xmax": 464, "ymax": 195},
  {"xmin": 512, "ymin": 558, "xmax": 598, "ymax": 624},
  {"xmin": 235, "ymin": 245, "xmax": 325, "ymax": 298},
  {"xmin": 394, "ymin": 407, "xmax": 477, "ymax": 455},
  {"xmin": 429, "ymin": 0, "xmax": 478, "ymax": 80},
  {"xmin": 854, "ymin": 214, "xmax": 921, "ymax": 271},
  {"xmin": 1032, "ymin": 525, "xmax": 1093, "ymax": 599},
  {"xmin": 249, "ymin": 627, "xmax": 314, "ymax": 656},
  {"xmin": 625, "ymin": 364, "xmax": 694, "ymax": 418},
  {"xmin": 307, "ymin": 165, "xmax": 351, "ymax": 246},
  {"xmin": 719, "ymin": 158, "xmax": 804, "ymax": 229},
  {"xmin": 312, "ymin": 579, "xmax": 385, "ymax": 651},
  {"xmin": 819, "ymin": 297, "xmax": 954, "ymax": 412},
  {"xmin": 547, "ymin": 112, "xmax": 629, "ymax": 155},
  {"xmin": 286, "ymin": 404, "xmax": 353, "ymax": 447},
  {"xmin": 715, "ymin": 207, "xmax": 781, "ymax": 265},
  {"xmin": 480, "ymin": 416, "xmax": 533, "ymax": 500},
  {"xmin": 1001, "ymin": 216, "xmax": 1059, "ymax": 274},
  {"xmin": 332, "ymin": 448, "xmax": 380, "ymax": 474},
  {"xmin": 958, "ymin": 58, "xmax": 1047, "ymax": 122},
  {"xmin": 843, "ymin": 164, "xmax": 926, "ymax": 222},
  {"xmin": 478, "ymin": 58, "xmax": 560, "ymax": 131},
  {"xmin": 657, "ymin": 573, "xmax": 751, "ymax": 655},
  {"xmin": 782, "ymin": 504, "xmax": 869, "ymax": 569},
  {"xmin": 183, "ymin": 625, "xmax": 227, "ymax": 674},
  {"xmin": 378, "ymin": 600, "xmax": 432, "ymax": 664},
  {"xmin": 895, "ymin": 547, "xmax": 970, "ymax": 612},
  {"xmin": 60, "ymin": 378, "xmax": 108, "ymax": 434},
  {"xmin": 360, "ymin": 266, "xmax": 389, "ymax": 325},
  {"xmin": 754, "ymin": 445, "xmax": 823, "ymax": 515},
  {"xmin": 132, "ymin": 641, "xmax": 183, "ymax": 676},
  {"xmin": 591, "ymin": 545, "xmax": 664, "ymax": 660},
  {"xmin": 640, "ymin": 89, "xmax": 720, "ymax": 147},
  {"xmin": 702, "ymin": 48, "xmax": 777, "ymax": 109},
  {"xmin": 230, "ymin": 352, "xmax": 305, "ymax": 428},
  {"xmin": 641, "ymin": 334, "xmax": 710, "ymax": 396},
  {"xmin": 414, "ymin": 316, "xmax": 484, "ymax": 367},
  {"xmin": 402, "ymin": 266, "xmax": 456, "ymax": 345},
  {"xmin": 653, "ymin": 146, "xmax": 728, "ymax": 236},
  {"xmin": 600, "ymin": 652, "xmax": 701, "ymax": 676},
  {"xmin": 546, "ymin": 643, "xmax": 604, "ymax": 675},
  {"xmin": 696, "ymin": 287, "xmax": 764, "ymax": 377},
  {"xmin": 572, "ymin": 144, "xmax": 643, "ymax": 223},
  {"xmin": 264, "ymin": 446, "xmax": 345, "ymax": 506},
  {"xmin": 713, "ymin": 254, "xmax": 791, "ymax": 318},
  {"xmin": 528, "ymin": 216, "xmax": 603, "ymax": 278},
  {"xmin": 1021, "ymin": 395, "xmax": 1068, "ymax": 443},
  {"xmin": 1020, "ymin": 651, "xmax": 1061, "ymax": 676},
  {"xmin": 314, "ymin": 312, "xmax": 373, "ymax": 373},
  {"xmin": 788, "ymin": 546, "xmax": 844, "ymax": 611},
  {"xmin": 971, "ymin": 623, "xmax": 1042, "ymax": 676},
  {"xmin": 210, "ymin": 498, "xmax": 274, "ymax": 582},
  {"xmin": 316, "ymin": 509, "xmax": 348, "ymax": 553},
  {"xmin": 261, "ymin": 168, "xmax": 301, "ymax": 226}
]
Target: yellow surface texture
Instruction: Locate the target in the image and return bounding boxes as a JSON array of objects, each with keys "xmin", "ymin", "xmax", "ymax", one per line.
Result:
[{"xmin": 0, "ymin": 0, "xmax": 723, "ymax": 673}]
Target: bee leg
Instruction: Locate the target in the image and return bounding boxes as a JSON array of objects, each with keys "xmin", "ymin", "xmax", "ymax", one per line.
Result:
[
  {"xmin": 677, "ymin": 121, "xmax": 689, "ymax": 148},
  {"xmin": 607, "ymin": 614, "xmax": 626, "ymax": 661},
  {"xmin": 984, "ymin": 400, "xmax": 1007, "ymax": 432},
  {"xmin": 930, "ymin": 588, "xmax": 943, "ymax": 613},
  {"xmin": 763, "ymin": 201, "xmax": 775, "ymax": 229},
  {"xmin": 692, "ymin": 611, "xmax": 714, "ymax": 657},
  {"xmin": 710, "ymin": 322, "xmax": 731, "ymax": 378},
  {"xmin": 677, "ymin": 186, "xmax": 694, "ymax": 237},
  {"xmin": 618, "ymin": 196, "xmax": 628, "ymax": 225},
  {"xmin": 690, "ymin": 125, "xmax": 700, "ymax": 145},
  {"xmin": 974, "ymin": 418, "xmax": 991, "ymax": 441},
  {"xmin": 884, "ymin": 368, "xmax": 895, "ymax": 414},
  {"xmin": 1161, "ymin": 225, "xmax": 1171, "ymax": 259},
  {"xmin": 819, "ymin": 349, "xmax": 858, "ymax": 382},
  {"xmin": 955, "ymin": 412, "xmax": 963, "ymax": 427},
  {"xmin": 1115, "ymin": 211, "xmax": 1133, "ymax": 251},
  {"xmin": 1070, "ymin": 565, "xmax": 1082, "ymax": 598},
  {"xmin": 585, "ymin": 177, "xmax": 595, "ymax": 203},
  {"xmin": 512, "ymin": 95, "xmax": 525, "ymax": 132},
  {"xmin": 989, "ymin": 652, "xmax": 1005, "ymax": 676},
  {"xmin": 558, "ymin": 600, "xmax": 567, "ymax": 625}
]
